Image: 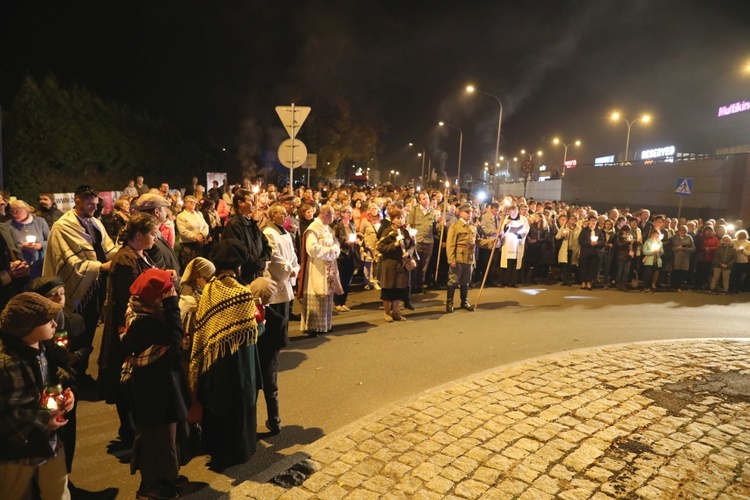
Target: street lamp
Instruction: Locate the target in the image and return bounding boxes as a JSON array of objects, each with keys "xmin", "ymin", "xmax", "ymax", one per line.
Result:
[
  {"xmin": 520, "ymin": 149, "xmax": 543, "ymax": 161},
  {"xmin": 439, "ymin": 121, "xmax": 463, "ymax": 188},
  {"xmin": 409, "ymin": 142, "xmax": 428, "ymax": 186},
  {"xmin": 466, "ymin": 85, "xmax": 503, "ymax": 167},
  {"xmin": 611, "ymin": 112, "xmax": 650, "ymax": 162},
  {"xmin": 552, "ymin": 138, "xmax": 581, "ymax": 177}
]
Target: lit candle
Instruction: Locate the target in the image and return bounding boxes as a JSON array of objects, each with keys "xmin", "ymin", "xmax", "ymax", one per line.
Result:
[
  {"xmin": 590, "ymin": 235, "xmax": 599, "ymax": 243},
  {"xmin": 348, "ymin": 233, "xmax": 357, "ymax": 243},
  {"xmin": 41, "ymin": 384, "xmax": 67, "ymax": 422},
  {"xmin": 26, "ymin": 235, "xmax": 37, "ymax": 244},
  {"xmin": 252, "ymin": 185, "xmax": 260, "ymax": 194},
  {"xmin": 408, "ymin": 228, "xmax": 418, "ymax": 238},
  {"xmin": 54, "ymin": 331, "xmax": 69, "ymax": 348}
]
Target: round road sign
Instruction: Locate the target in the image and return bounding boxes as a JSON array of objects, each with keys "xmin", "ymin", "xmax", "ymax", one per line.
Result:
[
  {"xmin": 278, "ymin": 138, "xmax": 308, "ymax": 169},
  {"xmin": 521, "ymin": 160, "xmax": 534, "ymax": 174}
]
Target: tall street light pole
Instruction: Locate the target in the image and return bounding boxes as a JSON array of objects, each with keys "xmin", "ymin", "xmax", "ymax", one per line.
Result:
[
  {"xmin": 439, "ymin": 122, "xmax": 463, "ymax": 187},
  {"xmin": 611, "ymin": 112, "xmax": 651, "ymax": 162},
  {"xmin": 552, "ymin": 138, "xmax": 581, "ymax": 177},
  {"xmin": 466, "ymin": 85, "xmax": 503, "ymax": 167},
  {"xmin": 409, "ymin": 142, "xmax": 427, "ymax": 186}
]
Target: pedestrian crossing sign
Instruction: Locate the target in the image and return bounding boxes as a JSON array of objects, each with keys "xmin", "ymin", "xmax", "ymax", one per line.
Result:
[{"xmin": 675, "ymin": 177, "xmax": 693, "ymax": 197}]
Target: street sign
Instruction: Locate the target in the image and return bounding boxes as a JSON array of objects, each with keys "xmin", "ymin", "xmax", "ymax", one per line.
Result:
[
  {"xmin": 675, "ymin": 177, "xmax": 693, "ymax": 196},
  {"xmin": 521, "ymin": 160, "xmax": 534, "ymax": 174},
  {"xmin": 278, "ymin": 139, "xmax": 308, "ymax": 168},
  {"xmin": 303, "ymin": 153, "xmax": 317, "ymax": 169},
  {"xmin": 275, "ymin": 105, "xmax": 311, "ymax": 139}
]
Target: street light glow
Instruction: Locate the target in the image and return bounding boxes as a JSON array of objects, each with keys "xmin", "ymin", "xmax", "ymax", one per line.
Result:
[
  {"xmin": 466, "ymin": 85, "xmax": 475, "ymax": 93},
  {"xmin": 439, "ymin": 121, "xmax": 445, "ymax": 126}
]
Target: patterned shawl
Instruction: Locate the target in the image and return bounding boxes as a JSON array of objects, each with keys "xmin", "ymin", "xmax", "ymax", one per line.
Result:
[{"xmin": 188, "ymin": 274, "xmax": 258, "ymax": 390}]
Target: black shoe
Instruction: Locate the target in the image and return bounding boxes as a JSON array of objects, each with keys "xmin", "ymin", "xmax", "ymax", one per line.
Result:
[
  {"xmin": 325, "ymin": 328, "xmax": 335, "ymax": 333},
  {"xmin": 303, "ymin": 331, "xmax": 318, "ymax": 338},
  {"xmin": 404, "ymin": 301, "xmax": 415, "ymax": 311},
  {"xmin": 266, "ymin": 420, "xmax": 281, "ymax": 435},
  {"xmin": 460, "ymin": 302, "xmax": 474, "ymax": 312},
  {"xmin": 446, "ymin": 302, "xmax": 454, "ymax": 313},
  {"xmin": 289, "ymin": 312, "xmax": 301, "ymax": 321},
  {"xmin": 136, "ymin": 482, "xmax": 179, "ymax": 500}
]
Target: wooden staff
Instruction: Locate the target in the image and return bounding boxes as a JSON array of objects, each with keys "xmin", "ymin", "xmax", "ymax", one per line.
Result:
[
  {"xmin": 474, "ymin": 199, "xmax": 510, "ymax": 309},
  {"xmin": 433, "ymin": 182, "xmax": 450, "ymax": 283}
]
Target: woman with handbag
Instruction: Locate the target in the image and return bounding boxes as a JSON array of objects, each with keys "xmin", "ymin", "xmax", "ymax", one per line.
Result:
[
  {"xmin": 377, "ymin": 206, "xmax": 414, "ymax": 322},
  {"xmin": 332, "ymin": 206, "xmax": 358, "ymax": 312}
]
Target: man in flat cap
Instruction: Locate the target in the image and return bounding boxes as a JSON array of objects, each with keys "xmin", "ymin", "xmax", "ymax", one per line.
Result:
[
  {"xmin": 445, "ymin": 203, "xmax": 477, "ymax": 313},
  {"xmin": 133, "ymin": 193, "xmax": 181, "ymax": 279}
]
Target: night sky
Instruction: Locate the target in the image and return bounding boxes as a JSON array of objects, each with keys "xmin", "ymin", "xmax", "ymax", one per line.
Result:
[{"xmin": 2, "ymin": 0, "xmax": 750, "ymax": 181}]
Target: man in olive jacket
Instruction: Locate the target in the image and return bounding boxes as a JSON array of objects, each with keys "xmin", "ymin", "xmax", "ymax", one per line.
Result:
[{"xmin": 445, "ymin": 203, "xmax": 477, "ymax": 313}]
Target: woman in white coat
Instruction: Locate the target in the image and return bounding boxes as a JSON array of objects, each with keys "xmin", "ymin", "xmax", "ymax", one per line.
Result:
[{"xmin": 556, "ymin": 214, "xmax": 581, "ymax": 286}]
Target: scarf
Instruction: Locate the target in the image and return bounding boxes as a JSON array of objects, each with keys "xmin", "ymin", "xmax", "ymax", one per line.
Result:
[
  {"xmin": 189, "ymin": 274, "xmax": 258, "ymax": 390},
  {"xmin": 119, "ymin": 297, "xmax": 168, "ymax": 383}
]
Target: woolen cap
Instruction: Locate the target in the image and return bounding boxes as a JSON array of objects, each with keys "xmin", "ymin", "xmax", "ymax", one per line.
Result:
[
  {"xmin": 249, "ymin": 277, "xmax": 277, "ymax": 305},
  {"xmin": 181, "ymin": 257, "xmax": 216, "ymax": 287},
  {"xmin": 0, "ymin": 293, "xmax": 63, "ymax": 338},
  {"xmin": 27, "ymin": 276, "xmax": 65, "ymax": 297},
  {"xmin": 134, "ymin": 193, "xmax": 170, "ymax": 212},
  {"xmin": 129, "ymin": 268, "xmax": 174, "ymax": 303}
]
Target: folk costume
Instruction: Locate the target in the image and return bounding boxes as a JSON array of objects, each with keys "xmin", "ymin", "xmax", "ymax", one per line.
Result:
[
  {"xmin": 190, "ymin": 268, "xmax": 262, "ymax": 469},
  {"xmin": 296, "ymin": 217, "xmax": 341, "ymax": 335}
]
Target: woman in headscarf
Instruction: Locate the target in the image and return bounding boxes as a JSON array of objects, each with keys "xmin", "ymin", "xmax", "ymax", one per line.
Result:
[{"xmin": 189, "ymin": 239, "xmax": 266, "ymax": 469}]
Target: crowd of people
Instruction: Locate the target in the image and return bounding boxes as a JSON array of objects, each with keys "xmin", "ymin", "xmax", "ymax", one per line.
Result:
[{"xmin": 0, "ymin": 175, "xmax": 748, "ymax": 499}]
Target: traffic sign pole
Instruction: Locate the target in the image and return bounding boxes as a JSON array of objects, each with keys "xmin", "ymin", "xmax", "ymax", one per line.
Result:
[{"xmin": 290, "ymin": 103, "xmax": 295, "ymax": 190}]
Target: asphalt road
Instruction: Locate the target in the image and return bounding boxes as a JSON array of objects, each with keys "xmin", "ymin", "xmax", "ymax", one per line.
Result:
[{"xmin": 69, "ymin": 284, "xmax": 750, "ymax": 498}]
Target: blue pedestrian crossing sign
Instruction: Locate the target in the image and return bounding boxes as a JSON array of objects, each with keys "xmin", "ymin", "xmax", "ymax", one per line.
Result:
[{"xmin": 675, "ymin": 177, "xmax": 693, "ymax": 197}]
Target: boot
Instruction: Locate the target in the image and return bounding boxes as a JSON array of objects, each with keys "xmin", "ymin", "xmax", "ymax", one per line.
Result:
[
  {"xmin": 446, "ymin": 285, "xmax": 455, "ymax": 313},
  {"xmin": 460, "ymin": 285, "xmax": 474, "ymax": 311}
]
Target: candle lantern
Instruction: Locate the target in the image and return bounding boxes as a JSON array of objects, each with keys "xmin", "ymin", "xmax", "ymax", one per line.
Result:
[
  {"xmin": 41, "ymin": 384, "xmax": 67, "ymax": 422},
  {"xmin": 53, "ymin": 331, "xmax": 69, "ymax": 349}
]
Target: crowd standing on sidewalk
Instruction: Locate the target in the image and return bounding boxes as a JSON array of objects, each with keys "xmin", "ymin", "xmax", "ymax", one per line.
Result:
[{"xmin": 0, "ymin": 175, "xmax": 748, "ymax": 498}]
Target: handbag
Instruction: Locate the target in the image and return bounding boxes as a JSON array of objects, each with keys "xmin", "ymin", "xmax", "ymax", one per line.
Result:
[{"xmin": 403, "ymin": 256, "xmax": 417, "ymax": 271}]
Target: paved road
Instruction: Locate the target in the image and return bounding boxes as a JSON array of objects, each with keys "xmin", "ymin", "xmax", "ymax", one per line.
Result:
[{"xmin": 69, "ymin": 285, "xmax": 750, "ymax": 498}]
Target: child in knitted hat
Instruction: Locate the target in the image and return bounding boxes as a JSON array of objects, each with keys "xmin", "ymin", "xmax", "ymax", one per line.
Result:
[
  {"xmin": 121, "ymin": 268, "xmax": 191, "ymax": 498},
  {"xmin": 0, "ymin": 293, "xmax": 73, "ymax": 499}
]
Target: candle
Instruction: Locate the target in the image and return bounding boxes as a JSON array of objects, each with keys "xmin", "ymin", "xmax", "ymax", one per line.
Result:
[
  {"xmin": 658, "ymin": 233, "xmax": 663, "ymax": 240},
  {"xmin": 252, "ymin": 185, "xmax": 260, "ymax": 194},
  {"xmin": 41, "ymin": 384, "xmax": 67, "ymax": 422},
  {"xmin": 26, "ymin": 235, "xmax": 37, "ymax": 244},
  {"xmin": 54, "ymin": 331, "xmax": 69, "ymax": 349},
  {"xmin": 590, "ymin": 235, "xmax": 599, "ymax": 243},
  {"xmin": 408, "ymin": 228, "xmax": 418, "ymax": 238},
  {"xmin": 348, "ymin": 233, "xmax": 357, "ymax": 243}
]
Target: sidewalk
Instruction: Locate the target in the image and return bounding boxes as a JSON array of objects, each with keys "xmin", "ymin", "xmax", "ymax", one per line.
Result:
[{"xmin": 238, "ymin": 339, "xmax": 750, "ymax": 499}]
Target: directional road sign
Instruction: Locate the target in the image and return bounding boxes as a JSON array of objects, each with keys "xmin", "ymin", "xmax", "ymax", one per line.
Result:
[
  {"xmin": 278, "ymin": 139, "xmax": 308, "ymax": 169},
  {"xmin": 521, "ymin": 160, "xmax": 534, "ymax": 174},
  {"xmin": 675, "ymin": 177, "xmax": 694, "ymax": 197},
  {"xmin": 275, "ymin": 105, "xmax": 311, "ymax": 139}
]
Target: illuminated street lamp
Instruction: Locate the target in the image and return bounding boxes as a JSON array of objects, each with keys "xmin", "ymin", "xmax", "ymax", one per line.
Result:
[
  {"xmin": 520, "ymin": 149, "xmax": 543, "ymax": 161},
  {"xmin": 611, "ymin": 112, "xmax": 651, "ymax": 162},
  {"xmin": 466, "ymin": 85, "xmax": 503, "ymax": 167},
  {"xmin": 552, "ymin": 138, "xmax": 581, "ymax": 177},
  {"xmin": 439, "ymin": 121, "xmax": 463, "ymax": 187},
  {"xmin": 409, "ymin": 142, "xmax": 427, "ymax": 186}
]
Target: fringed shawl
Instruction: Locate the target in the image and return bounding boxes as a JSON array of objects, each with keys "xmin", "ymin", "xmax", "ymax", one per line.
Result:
[
  {"xmin": 42, "ymin": 210, "xmax": 117, "ymax": 307},
  {"xmin": 189, "ymin": 274, "xmax": 258, "ymax": 390}
]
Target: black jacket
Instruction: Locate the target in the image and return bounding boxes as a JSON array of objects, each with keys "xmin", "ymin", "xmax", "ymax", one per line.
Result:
[{"xmin": 223, "ymin": 214, "xmax": 272, "ymax": 282}]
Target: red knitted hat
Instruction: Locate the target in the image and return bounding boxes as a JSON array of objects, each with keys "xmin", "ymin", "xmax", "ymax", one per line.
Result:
[{"xmin": 129, "ymin": 268, "xmax": 173, "ymax": 303}]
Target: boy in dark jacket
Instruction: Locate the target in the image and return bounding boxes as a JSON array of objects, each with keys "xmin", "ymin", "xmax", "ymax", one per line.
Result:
[{"xmin": 0, "ymin": 293, "xmax": 74, "ymax": 499}]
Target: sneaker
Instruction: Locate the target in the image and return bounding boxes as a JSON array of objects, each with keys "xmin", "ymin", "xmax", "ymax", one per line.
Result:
[
  {"xmin": 384, "ymin": 313, "xmax": 394, "ymax": 323},
  {"xmin": 373, "ymin": 283, "xmax": 381, "ymax": 290}
]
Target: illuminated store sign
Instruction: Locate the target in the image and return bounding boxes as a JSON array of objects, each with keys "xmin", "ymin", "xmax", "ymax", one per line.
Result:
[
  {"xmin": 641, "ymin": 146, "xmax": 675, "ymax": 160},
  {"xmin": 594, "ymin": 155, "xmax": 615, "ymax": 166},
  {"xmin": 718, "ymin": 100, "xmax": 750, "ymax": 117},
  {"xmin": 564, "ymin": 159, "xmax": 577, "ymax": 168}
]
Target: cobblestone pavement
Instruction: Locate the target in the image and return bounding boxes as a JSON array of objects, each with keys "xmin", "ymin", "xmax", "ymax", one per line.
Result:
[{"xmin": 238, "ymin": 339, "xmax": 750, "ymax": 499}]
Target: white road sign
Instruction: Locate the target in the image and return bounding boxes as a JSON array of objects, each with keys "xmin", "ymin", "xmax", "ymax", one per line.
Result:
[
  {"xmin": 275, "ymin": 105, "xmax": 311, "ymax": 139},
  {"xmin": 278, "ymin": 139, "xmax": 308, "ymax": 169}
]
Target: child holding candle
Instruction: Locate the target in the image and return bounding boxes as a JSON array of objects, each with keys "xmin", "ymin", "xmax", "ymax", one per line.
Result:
[{"xmin": 0, "ymin": 293, "xmax": 73, "ymax": 499}]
